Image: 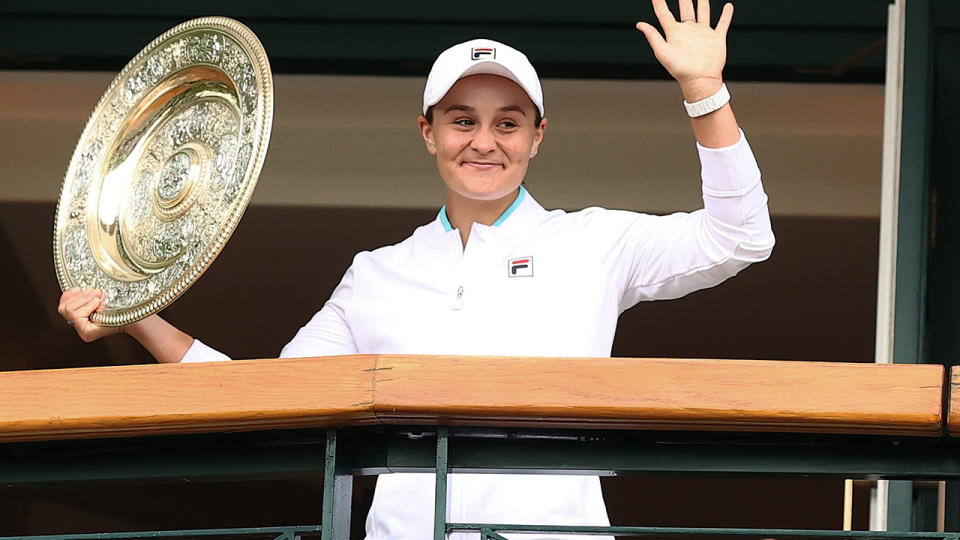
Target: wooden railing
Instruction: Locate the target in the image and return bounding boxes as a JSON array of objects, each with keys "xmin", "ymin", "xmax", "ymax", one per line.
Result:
[
  {"xmin": 5, "ymin": 357, "xmax": 960, "ymax": 539},
  {"xmin": 0, "ymin": 356, "xmax": 948, "ymax": 442}
]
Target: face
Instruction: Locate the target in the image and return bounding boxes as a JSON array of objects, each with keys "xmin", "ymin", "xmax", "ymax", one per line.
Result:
[{"xmin": 419, "ymin": 74, "xmax": 546, "ymax": 203}]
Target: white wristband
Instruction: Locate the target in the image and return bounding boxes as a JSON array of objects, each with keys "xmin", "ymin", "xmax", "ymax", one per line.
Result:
[{"xmin": 683, "ymin": 83, "xmax": 730, "ymax": 118}]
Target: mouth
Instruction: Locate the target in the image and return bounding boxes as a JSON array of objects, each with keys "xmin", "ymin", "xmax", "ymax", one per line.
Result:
[{"xmin": 461, "ymin": 160, "xmax": 503, "ymax": 171}]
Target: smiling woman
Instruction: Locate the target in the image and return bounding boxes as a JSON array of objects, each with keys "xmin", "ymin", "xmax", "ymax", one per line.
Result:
[
  {"xmin": 420, "ymin": 73, "xmax": 547, "ymax": 244},
  {"xmin": 56, "ymin": 1, "xmax": 776, "ymax": 538}
]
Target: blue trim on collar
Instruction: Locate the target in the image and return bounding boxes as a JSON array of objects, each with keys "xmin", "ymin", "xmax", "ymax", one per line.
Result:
[
  {"xmin": 438, "ymin": 186, "xmax": 527, "ymax": 232},
  {"xmin": 438, "ymin": 206, "xmax": 453, "ymax": 232},
  {"xmin": 492, "ymin": 186, "xmax": 526, "ymax": 227}
]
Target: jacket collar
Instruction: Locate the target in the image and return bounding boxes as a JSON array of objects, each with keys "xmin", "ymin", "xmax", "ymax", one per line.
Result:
[{"xmin": 435, "ymin": 186, "xmax": 549, "ymax": 237}]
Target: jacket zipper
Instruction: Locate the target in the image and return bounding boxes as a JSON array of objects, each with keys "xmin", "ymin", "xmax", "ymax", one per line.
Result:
[
  {"xmin": 452, "ymin": 232, "xmax": 465, "ymax": 310},
  {"xmin": 453, "ymin": 286, "xmax": 464, "ymax": 310}
]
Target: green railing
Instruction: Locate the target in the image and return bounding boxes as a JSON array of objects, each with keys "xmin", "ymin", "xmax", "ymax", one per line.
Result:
[
  {"xmin": 0, "ymin": 527, "xmax": 322, "ymax": 540},
  {"xmin": 6, "ymin": 424, "xmax": 960, "ymax": 539},
  {"xmin": 6, "ymin": 526, "xmax": 957, "ymax": 540},
  {"xmin": 452, "ymin": 527, "xmax": 960, "ymax": 540}
]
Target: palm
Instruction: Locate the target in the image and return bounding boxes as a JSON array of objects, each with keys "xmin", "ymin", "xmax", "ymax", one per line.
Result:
[{"xmin": 636, "ymin": 0, "xmax": 733, "ymax": 88}]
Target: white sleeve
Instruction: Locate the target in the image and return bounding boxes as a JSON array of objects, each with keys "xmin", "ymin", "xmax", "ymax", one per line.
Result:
[
  {"xmin": 180, "ymin": 338, "xmax": 232, "ymax": 363},
  {"xmin": 279, "ymin": 266, "xmax": 359, "ymax": 358},
  {"xmin": 617, "ymin": 130, "xmax": 775, "ymax": 309}
]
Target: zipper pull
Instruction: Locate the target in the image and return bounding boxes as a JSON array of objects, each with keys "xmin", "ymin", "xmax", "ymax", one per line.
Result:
[{"xmin": 452, "ymin": 286, "xmax": 464, "ymax": 310}]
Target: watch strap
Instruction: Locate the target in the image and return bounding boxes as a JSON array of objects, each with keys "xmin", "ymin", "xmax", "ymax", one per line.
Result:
[{"xmin": 683, "ymin": 83, "xmax": 730, "ymax": 118}]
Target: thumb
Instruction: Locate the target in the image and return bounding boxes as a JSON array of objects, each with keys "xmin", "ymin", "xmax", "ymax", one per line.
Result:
[{"xmin": 635, "ymin": 22, "xmax": 668, "ymax": 56}]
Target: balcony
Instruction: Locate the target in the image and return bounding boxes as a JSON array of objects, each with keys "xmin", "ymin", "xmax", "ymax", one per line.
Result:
[{"xmin": 2, "ymin": 356, "xmax": 957, "ymax": 538}]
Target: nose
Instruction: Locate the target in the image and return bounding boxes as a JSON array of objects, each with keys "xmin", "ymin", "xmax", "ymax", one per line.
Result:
[{"xmin": 471, "ymin": 125, "xmax": 496, "ymax": 154}]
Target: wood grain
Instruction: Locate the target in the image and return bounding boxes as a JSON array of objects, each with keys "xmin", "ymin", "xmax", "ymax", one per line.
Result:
[
  {"xmin": 0, "ymin": 355, "xmax": 376, "ymax": 442},
  {"xmin": 373, "ymin": 356, "xmax": 944, "ymax": 436},
  {"xmin": 0, "ymin": 356, "xmax": 945, "ymax": 442},
  {"xmin": 948, "ymin": 366, "xmax": 960, "ymax": 437}
]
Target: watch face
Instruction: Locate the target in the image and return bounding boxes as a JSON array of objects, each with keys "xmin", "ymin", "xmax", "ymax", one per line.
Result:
[{"xmin": 53, "ymin": 17, "xmax": 274, "ymax": 326}]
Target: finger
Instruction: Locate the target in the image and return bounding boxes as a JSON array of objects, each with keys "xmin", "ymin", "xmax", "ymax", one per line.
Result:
[
  {"xmin": 635, "ymin": 22, "xmax": 669, "ymax": 55},
  {"xmin": 679, "ymin": 0, "xmax": 696, "ymax": 22},
  {"xmin": 62, "ymin": 287, "xmax": 83, "ymax": 300},
  {"xmin": 60, "ymin": 288, "xmax": 77, "ymax": 310},
  {"xmin": 651, "ymin": 0, "xmax": 678, "ymax": 29},
  {"xmin": 78, "ymin": 295, "xmax": 100, "ymax": 318},
  {"xmin": 60, "ymin": 289, "xmax": 88, "ymax": 313},
  {"xmin": 716, "ymin": 2, "xmax": 734, "ymax": 35},
  {"xmin": 697, "ymin": 0, "xmax": 711, "ymax": 25},
  {"xmin": 65, "ymin": 293, "xmax": 94, "ymax": 314},
  {"xmin": 76, "ymin": 287, "xmax": 95, "ymax": 300},
  {"xmin": 72, "ymin": 287, "xmax": 97, "ymax": 302},
  {"xmin": 58, "ymin": 292, "xmax": 72, "ymax": 315}
]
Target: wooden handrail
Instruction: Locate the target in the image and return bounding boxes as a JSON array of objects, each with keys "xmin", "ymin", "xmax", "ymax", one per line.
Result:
[
  {"xmin": 947, "ymin": 366, "xmax": 960, "ymax": 436},
  {"xmin": 0, "ymin": 356, "xmax": 378, "ymax": 442},
  {"xmin": 0, "ymin": 356, "xmax": 944, "ymax": 443}
]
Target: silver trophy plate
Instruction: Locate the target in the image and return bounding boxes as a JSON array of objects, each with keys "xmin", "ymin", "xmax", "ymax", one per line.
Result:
[{"xmin": 53, "ymin": 17, "xmax": 274, "ymax": 326}]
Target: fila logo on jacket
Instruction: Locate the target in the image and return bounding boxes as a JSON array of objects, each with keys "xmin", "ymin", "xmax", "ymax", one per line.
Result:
[{"xmin": 508, "ymin": 256, "xmax": 533, "ymax": 277}]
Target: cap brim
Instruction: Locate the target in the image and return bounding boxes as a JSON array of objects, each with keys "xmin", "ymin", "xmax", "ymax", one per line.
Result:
[{"xmin": 423, "ymin": 61, "xmax": 543, "ymax": 116}]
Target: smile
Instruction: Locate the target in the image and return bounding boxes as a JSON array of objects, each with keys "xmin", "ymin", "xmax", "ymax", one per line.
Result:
[{"xmin": 462, "ymin": 161, "xmax": 503, "ymax": 170}]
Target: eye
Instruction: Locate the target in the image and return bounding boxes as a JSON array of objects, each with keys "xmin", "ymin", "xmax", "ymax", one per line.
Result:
[
  {"xmin": 453, "ymin": 118, "xmax": 475, "ymax": 127},
  {"xmin": 498, "ymin": 120, "xmax": 519, "ymax": 130}
]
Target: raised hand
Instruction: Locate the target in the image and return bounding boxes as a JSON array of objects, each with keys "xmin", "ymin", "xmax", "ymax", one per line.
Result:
[
  {"xmin": 635, "ymin": 0, "xmax": 733, "ymax": 101},
  {"xmin": 57, "ymin": 287, "xmax": 122, "ymax": 342}
]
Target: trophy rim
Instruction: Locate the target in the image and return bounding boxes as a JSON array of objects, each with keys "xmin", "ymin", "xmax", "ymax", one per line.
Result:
[{"xmin": 53, "ymin": 16, "xmax": 274, "ymax": 327}]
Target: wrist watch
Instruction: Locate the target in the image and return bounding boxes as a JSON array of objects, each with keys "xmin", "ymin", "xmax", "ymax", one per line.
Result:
[{"xmin": 683, "ymin": 83, "xmax": 730, "ymax": 118}]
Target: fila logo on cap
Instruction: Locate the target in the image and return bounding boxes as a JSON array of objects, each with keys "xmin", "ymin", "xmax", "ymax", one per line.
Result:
[
  {"xmin": 471, "ymin": 47, "xmax": 496, "ymax": 60},
  {"xmin": 508, "ymin": 256, "xmax": 533, "ymax": 277}
]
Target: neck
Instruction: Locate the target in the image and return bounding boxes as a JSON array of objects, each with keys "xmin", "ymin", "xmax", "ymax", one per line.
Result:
[{"xmin": 444, "ymin": 188, "xmax": 521, "ymax": 246}]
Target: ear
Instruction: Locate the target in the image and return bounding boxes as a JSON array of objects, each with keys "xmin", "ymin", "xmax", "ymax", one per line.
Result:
[
  {"xmin": 418, "ymin": 116, "xmax": 437, "ymax": 155},
  {"xmin": 529, "ymin": 117, "xmax": 548, "ymax": 158}
]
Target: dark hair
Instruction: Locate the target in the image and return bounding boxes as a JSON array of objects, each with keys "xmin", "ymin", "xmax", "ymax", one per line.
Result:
[{"xmin": 424, "ymin": 105, "xmax": 543, "ymax": 128}]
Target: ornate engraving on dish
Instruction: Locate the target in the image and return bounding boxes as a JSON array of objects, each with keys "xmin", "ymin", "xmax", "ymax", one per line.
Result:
[{"xmin": 53, "ymin": 17, "xmax": 273, "ymax": 326}]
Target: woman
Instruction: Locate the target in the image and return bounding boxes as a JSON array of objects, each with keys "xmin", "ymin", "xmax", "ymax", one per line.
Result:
[{"xmin": 59, "ymin": 1, "xmax": 774, "ymax": 538}]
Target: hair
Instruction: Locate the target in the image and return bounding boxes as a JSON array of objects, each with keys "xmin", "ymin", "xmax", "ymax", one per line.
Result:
[{"xmin": 424, "ymin": 105, "xmax": 543, "ymax": 128}]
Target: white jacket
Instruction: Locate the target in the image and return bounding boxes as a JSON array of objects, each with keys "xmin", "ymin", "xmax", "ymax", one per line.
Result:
[{"xmin": 184, "ymin": 131, "xmax": 774, "ymax": 539}]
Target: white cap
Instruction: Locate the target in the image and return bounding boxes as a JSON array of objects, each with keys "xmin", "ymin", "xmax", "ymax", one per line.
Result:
[{"xmin": 422, "ymin": 38, "xmax": 544, "ymax": 116}]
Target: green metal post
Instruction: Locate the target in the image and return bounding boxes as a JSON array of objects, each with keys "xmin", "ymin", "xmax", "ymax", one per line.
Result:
[
  {"xmin": 893, "ymin": 0, "xmax": 934, "ymax": 366},
  {"xmin": 321, "ymin": 429, "xmax": 352, "ymax": 540},
  {"xmin": 890, "ymin": 0, "xmax": 935, "ymax": 532},
  {"xmin": 889, "ymin": 481, "xmax": 915, "ymax": 532},
  {"xmin": 926, "ymin": 0, "xmax": 960, "ymax": 532},
  {"xmin": 945, "ymin": 482, "xmax": 960, "ymax": 532},
  {"xmin": 434, "ymin": 427, "xmax": 450, "ymax": 540}
]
